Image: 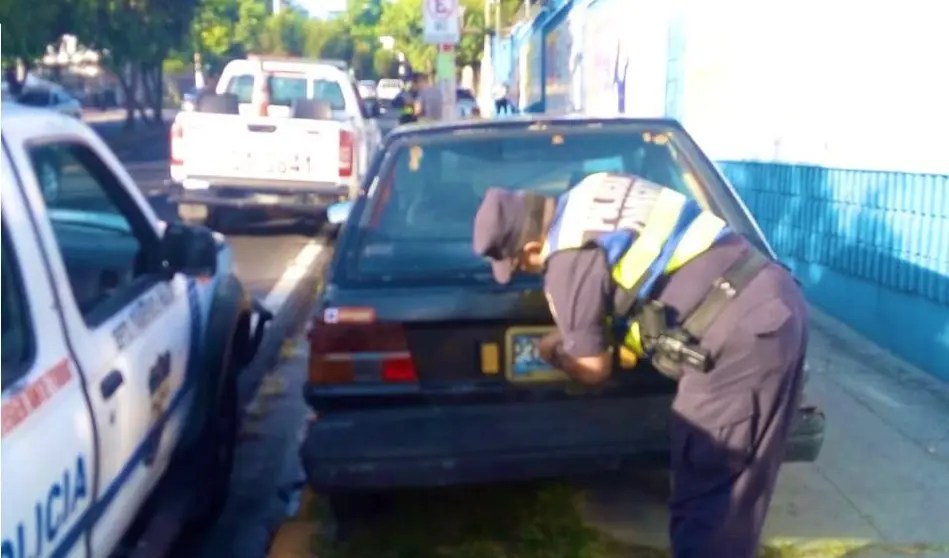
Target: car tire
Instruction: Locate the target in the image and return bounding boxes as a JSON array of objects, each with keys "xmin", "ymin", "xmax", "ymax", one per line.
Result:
[{"xmin": 187, "ymin": 336, "xmax": 239, "ymax": 528}]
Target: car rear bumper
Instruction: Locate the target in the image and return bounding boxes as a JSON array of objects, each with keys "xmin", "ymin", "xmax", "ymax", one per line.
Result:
[
  {"xmin": 299, "ymin": 395, "xmax": 825, "ymax": 492},
  {"xmin": 166, "ymin": 179, "xmax": 352, "ymax": 214}
]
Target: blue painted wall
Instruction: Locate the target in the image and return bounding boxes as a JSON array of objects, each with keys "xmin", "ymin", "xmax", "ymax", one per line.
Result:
[
  {"xmin": 719, "ymin": 163, "xmax": 949, "ymax": 380},
  {"xmin": 491, "ymin": 0, "xmax": 949, "ymax": 380}
]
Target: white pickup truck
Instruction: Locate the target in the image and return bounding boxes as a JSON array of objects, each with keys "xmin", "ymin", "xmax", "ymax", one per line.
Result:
[
  {"xmin": 1, "ymin": 103, "xmax": 271, "ymax": 557},
  {"xmin": 168, "ymin": 57, "xmax": 383, "ymax": 227}
]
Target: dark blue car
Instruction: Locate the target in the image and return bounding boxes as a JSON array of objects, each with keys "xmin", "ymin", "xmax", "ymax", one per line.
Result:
[{"xmin": 300, "ymin": 116, "xmax": 825, "ymax": 505}]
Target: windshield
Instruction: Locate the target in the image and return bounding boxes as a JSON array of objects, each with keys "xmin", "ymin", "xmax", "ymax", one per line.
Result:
[{"xmin": 353, "ymin": 126, "xmax": 765, "ymax": 279}]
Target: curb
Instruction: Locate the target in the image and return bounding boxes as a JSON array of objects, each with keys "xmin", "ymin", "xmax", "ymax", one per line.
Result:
[{"xmin": 237, "ymin": 228, "xmax": 332, "ymax": 408}]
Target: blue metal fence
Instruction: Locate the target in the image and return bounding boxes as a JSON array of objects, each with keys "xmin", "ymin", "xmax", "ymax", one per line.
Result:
[{"xmin": 719, "ymin": 163, "xmax": 949, "ymax": 379}]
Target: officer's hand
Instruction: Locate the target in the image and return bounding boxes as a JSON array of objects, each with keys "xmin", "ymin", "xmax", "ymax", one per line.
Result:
[{"xmin": 537, "ymin": 331, "xmax": 564, "ymax": 368}]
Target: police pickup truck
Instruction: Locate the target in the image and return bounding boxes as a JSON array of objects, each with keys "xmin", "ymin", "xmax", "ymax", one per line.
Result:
[{"xmin": 1, "ymin": 104, "xmax": 271, "ymax": 557}]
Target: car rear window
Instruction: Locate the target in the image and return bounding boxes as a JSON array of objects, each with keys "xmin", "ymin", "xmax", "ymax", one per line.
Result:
[{"xmin": 352, "ymin": 127, "xmax": 765, "ymax": 280}]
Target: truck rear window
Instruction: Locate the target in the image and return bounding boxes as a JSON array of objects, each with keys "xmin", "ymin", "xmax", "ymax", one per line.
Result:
[
  {"xmin": 352, "ymin": 127, "xmax": 763, "ymax": 279},
  {"xmin": 226, "ymin": 74, "xmax": 346, "ymax": 110}
]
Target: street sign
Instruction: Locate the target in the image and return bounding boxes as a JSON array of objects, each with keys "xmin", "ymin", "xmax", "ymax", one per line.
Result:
[{"xmin": 422, "ymin": 0, "xmax": 461, "ymax": 45}]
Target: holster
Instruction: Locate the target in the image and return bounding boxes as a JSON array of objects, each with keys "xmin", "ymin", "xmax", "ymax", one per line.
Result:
[
  {"xmin": 631, "ymin": 245, "xmax": 771, "ymax": 381},
  {"xmin": 638, "ymin": 301, "xmax": 710, "ymax": 381}
]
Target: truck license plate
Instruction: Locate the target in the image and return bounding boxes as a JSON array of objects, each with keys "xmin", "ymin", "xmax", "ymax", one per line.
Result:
[{"xmin": 235, "ymin": 152, "xmax": 312, "ymax": 176}]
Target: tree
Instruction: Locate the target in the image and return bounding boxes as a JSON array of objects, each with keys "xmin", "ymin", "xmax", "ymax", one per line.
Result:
[
  {"xmin": 259, "ymin": 9, "xmax": 308, "ymax": 55},
  {"xmin": 373, "ymin": 49, "xmax": 399, "ymax": 79},
  {"xmin": 82, "ymin": 0, "xmax": 197, "ymax": 126},
  {"xmin": 233, "ymin": 0, "xmax": 269, "ymax": 53},
  {"xmin": 0, "ymin": 0, "xmax": 77, "ymax": 92}
]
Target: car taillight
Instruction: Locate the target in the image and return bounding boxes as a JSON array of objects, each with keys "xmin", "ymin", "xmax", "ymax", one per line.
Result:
[
  {"xmin": 170, "ymin": 122, "xmax": 184, "ymax": 166},
  {"xmin": 338, "ymin": 130, "xmax": 354, "ymax": 178},
  {"xmin": 308, "ymin": 312, "xmax": 417, "ymax": 385}
]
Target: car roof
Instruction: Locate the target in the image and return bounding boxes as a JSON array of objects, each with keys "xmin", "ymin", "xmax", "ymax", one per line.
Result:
[
  {"xmin": 386, "ymin": 114, "xmax": 686, "ymax": 140},
  {"xmin": 1, "ymin": 103, "xmax": 93, "ymax": 142}
]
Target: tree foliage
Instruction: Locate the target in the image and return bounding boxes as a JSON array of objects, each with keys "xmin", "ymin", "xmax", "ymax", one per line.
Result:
[{"xmin": 4, "ymin": 0, "xmax": 529, "ymax": 107}]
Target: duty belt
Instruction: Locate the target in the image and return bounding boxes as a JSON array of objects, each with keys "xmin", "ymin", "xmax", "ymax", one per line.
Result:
[{"xmin": 635, "ymin": 246, "xmax": 771, "ymax": 380}]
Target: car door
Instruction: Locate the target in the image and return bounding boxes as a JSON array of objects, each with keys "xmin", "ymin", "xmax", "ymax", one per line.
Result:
[
  {"xmin": 0, "ymin": 161, "xmax": 95, "ymax": 558},
  {"xmin": 11, "ymin": 137, "xmax": 193, "ymax": 557}
]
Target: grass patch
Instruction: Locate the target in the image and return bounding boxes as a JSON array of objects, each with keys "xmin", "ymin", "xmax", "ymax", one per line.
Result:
[
  {"xmin": 311, "ymin": 481, "xmax": 627, "ymax": 558},
  {"xmin": 306, "ymin": 482, "xmax": 949, "ymax": 558}
]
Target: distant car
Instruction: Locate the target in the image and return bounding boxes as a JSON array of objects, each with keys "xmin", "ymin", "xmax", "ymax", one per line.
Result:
[
  {"xmin": 301, "ymin": 116, "xmax": 826, "ymax": 512},
  {"xmin": 357, "ymin": 80, "xmax": 377, "ymax": 99},
  {"xmin": 15, "ymin": 86, "xmax": 82, "ymax": 118},
  {"xmin": 376, "ymin": 78, "xmax": 404, "ymax": 101}
]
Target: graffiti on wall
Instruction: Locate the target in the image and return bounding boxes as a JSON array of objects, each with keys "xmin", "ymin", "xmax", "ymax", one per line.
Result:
[
  {"xmin": 577, "ymin": 0, "xmax": 632, "ymax": 115},
  {"xmin": 567, "ymin": 8, "xmax": 584, "ymax": 112},
  {"xmin": 524, "ymin": 31, "xmax": 544, "ymax": 111},
  {"xmin": 581, "ymin": 0, "xmax": 617, "ymax": 113},
  {"xmin": 544, "ymin": 19, "xmax": 571, "ymax": 114}
]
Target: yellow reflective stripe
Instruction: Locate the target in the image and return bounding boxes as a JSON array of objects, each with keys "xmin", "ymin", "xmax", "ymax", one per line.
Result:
[
  {"xmin": 612, "ymin": 188, "xmax": 686, "ymax": 289},
  {"xmin": 623, "ymin": 320, "xmax": 646, "ymax": 357},
  {"xmin": 664, "ymin": 211, "xmax": 727, "ymax": 273}
]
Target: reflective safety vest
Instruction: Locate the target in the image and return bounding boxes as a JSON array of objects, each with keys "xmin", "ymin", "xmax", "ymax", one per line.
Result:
[
  {"xmin": 397, "ymin": 90, "xmax": 417, "ymax": 119},
  {"xmin": 541, "ymin": 173, "xmax": 729, "ymax": 357}
]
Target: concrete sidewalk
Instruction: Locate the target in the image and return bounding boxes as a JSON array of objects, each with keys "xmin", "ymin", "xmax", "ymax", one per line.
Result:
[{"xmin": 582, "ymin": 307, "xmax": 949, "ymax": 557}]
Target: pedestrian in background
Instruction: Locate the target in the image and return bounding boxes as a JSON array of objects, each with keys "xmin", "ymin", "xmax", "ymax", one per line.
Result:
[{"xmin": 415, "ymin": 72, "xmax": 445, "ymax": 121}]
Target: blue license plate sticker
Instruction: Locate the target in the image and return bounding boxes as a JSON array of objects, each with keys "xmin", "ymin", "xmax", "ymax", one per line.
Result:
[{"xmin": 511, "ymin": 333, "xmax": 547, "ymax": 376}]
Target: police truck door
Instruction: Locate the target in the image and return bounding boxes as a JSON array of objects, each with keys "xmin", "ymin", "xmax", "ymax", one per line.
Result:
[
  {"xmin": 1, "ymin": 165, "xmax": 95, "ymax": 558},
  {"xmin": 14, "ymin": 139, "xmax": 193, "ymax": 556}
]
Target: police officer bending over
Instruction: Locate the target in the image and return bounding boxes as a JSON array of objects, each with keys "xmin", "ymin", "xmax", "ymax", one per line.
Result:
[{"xmin": 473, "ymin": 173, "xmax": 808, "ymax": 558}]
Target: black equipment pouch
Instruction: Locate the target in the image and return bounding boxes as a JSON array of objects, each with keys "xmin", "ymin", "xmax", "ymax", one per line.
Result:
[{"xmin": 635, "ymin": 246, "xmax": 771, "ymax": 380}]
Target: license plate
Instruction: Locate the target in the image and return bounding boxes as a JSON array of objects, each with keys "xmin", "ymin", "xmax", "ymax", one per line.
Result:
[
  {"xmin": 232, "ymin": 152, "xmax": 312, "ymax": 176},
  {"xmin": 505, "ymin": 326, "xmax": 568, "ymax": 383}
]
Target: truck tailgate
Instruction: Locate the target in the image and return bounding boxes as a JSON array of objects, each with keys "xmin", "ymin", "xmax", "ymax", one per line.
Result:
[{"xmin": 177, "ymin": 113, "xmax": 341, "ymax": 184}]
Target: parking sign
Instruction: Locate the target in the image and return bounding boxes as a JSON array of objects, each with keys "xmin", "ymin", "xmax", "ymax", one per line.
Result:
[{"xmin": 422, "ymin": 0, "xmax": 461, "ymax": 45}]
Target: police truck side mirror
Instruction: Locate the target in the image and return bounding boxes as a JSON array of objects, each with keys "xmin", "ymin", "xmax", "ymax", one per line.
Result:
[
  {"xmin": 160, "ymin": 222, "xmax": 218, "ymax": 278},
  {"xmin": 327, "ymin": 200, "xmax": 354, "ymax": 225}
]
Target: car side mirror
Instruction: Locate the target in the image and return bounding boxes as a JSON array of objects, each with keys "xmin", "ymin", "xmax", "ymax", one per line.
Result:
[
  {"xmin": 327, "ymin": 200, "xmax": 354, "ymax": 225},
  {"xmin": 160, "ymin": 222, "xmax": 218, "ymax": 278}
]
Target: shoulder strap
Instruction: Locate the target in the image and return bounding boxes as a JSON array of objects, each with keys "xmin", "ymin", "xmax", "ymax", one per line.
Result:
[{"xmin": 681, "ymin": 247, "xmax": 770, "ymax": 340}]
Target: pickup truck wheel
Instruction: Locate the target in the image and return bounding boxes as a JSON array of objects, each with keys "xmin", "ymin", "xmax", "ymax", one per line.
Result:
[{"xmin": 187, "ymin": 343, "xmax": 239, "ymax": 527}]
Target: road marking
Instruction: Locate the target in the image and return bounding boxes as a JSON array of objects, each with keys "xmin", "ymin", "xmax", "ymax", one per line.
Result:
[{"xmin": 264, "ymin": 241, "xmax": 324, "ymax": 312}]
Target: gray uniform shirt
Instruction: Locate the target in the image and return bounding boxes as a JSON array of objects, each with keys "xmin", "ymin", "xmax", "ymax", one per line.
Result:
[{"xmin": 416, "ymin": 85, "xmax": 444, "ymax": 120}]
